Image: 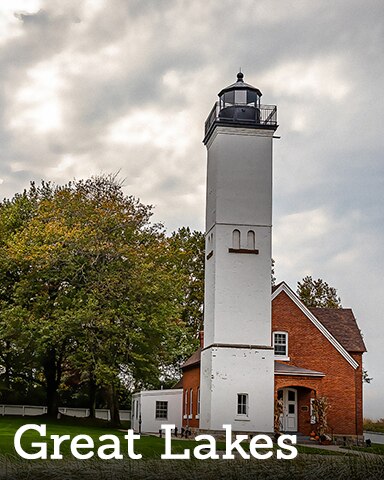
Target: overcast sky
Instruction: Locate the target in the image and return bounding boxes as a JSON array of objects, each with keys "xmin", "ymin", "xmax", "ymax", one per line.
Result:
[{"xmin": 1, "ymin": 0, "xmax": 383, "ymax": 419}]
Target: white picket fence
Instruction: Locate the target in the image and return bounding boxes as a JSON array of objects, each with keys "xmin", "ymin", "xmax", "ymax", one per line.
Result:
[{"xmin": 0, "ymin": 404, "xmax": 131, "ymax": 421}]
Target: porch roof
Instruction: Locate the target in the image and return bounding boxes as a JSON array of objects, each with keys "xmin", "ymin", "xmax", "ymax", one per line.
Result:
[{"xmin": 274, "ymin": 361, "xmax": 325, "ymax": 377}]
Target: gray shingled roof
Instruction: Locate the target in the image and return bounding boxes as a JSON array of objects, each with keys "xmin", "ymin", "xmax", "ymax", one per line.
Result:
[
  {"xmin": 309, "ymin": 307, "xmax": 367, "ymax": 353},
  {"xmin": 181, "ymin": 348, "xmax": 201, "ymax": 369}
]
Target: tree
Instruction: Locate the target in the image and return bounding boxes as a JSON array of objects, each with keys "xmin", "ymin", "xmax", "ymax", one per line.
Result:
[
  {"xmin": 363, "ymin": 369, "xmax": 373, "ymax": 384},
  {"xmin": 155, "ymin": 227, "xmax": 205, "ymax": 385},
  {"xmin": 169, "ymin": 227, "xmax": 204, "ymax": 338},
  {"xmin": 0, "ymin": 176, "xmax": 187, "ymax": 421},
  {"xmin": 297, "ymin": 276, "xmax": 341, "ymax": 308}
]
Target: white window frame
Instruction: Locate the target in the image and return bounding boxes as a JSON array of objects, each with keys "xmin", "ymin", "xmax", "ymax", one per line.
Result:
[
  {"xmin": 196, "ymin": 387, "xmax": 200, "ymax": 419},
  {"xmin": 236, "ymin": 393, "xmax": 249, "ymax": 418},
  {"xmin": 189, "ymin": 388, "xmax": 193, "ymax": 419},
  {"xmin": 183, "ymin": 389, "xmax": 188, "ymax": 419},
  {"xmin": 273, "ymin": 331, "xmax": 289, "ymax": 360}
]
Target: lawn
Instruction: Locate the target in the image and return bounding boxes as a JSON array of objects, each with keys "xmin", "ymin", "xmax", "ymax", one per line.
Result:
[
  {"xmin": 1, "ymin": 418, "xmax": 383, "ymax": 480},
  {"xmin": 343, "ymin": 443, "xmax": 384, "ymax": 456},
  {"xmin": 364, "ymin": 419, "xmax": 384, "ymax": 434},
  {"xmin": 0, "ymin": 416, "xmax": 205, "ymax": 459}
]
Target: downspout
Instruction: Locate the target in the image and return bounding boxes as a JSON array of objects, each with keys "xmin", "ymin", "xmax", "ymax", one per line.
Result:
[{"xmin": 355, "ymin": 362, "xmax": 359, "ymax": 446}]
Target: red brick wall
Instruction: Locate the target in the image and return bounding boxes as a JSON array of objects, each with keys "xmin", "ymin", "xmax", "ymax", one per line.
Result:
[
  {"xmin": 273, "ymin": 291, "xmax": 363, "ymax": 436},
  {"xmin": 181, "ymin": 365, "xmax": 200, "ymax": 429}
]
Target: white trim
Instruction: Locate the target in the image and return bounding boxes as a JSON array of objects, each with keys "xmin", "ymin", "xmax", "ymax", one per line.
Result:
[
  {"xmin": 271, "ymin": 283, "xmax": 359, "ymax": 369},
  {"xmin": 276, "ymin": 372, "xmax": 325, "ymax": 377},
  {"xmin": 205, "ymin": 126, "xmax": 274, "ymax": 149},
  {"xmin": 136, "ymin": 389, "xmax": 182, "ymax": 397},
  {"xmin": 189, "ymin": 388, "xmax": 193, "ymax": 417},
  {"xmin": 234, "ymin": 416, "xmax": 250, "ymax": 421}
]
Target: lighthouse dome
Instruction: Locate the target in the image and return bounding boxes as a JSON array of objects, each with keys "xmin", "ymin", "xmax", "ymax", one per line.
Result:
[{"xmin": 203, "ymin": 72, "xmax": 277, "ymax": 144}]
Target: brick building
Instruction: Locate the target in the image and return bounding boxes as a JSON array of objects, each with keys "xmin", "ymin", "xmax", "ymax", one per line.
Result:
[{"xmin": 180, "ymin": 281, "xmax": 366, "ymax": 439}]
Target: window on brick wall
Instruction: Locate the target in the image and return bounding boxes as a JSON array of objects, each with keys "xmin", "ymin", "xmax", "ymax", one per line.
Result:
[
  {"xmin": 273, "ymin": 331, "xmax": 289, "ymax": 359},
  {"xmin": 189, "ymin": 389, "xmax": 193, "ymax": 418},
  {"xmin": 184, "ymin": 389, "xmax": 188, "ymax": 418}
]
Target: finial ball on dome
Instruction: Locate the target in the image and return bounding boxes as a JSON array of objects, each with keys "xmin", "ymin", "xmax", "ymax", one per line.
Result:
[{"xmin": 237, "ymin": 71, "xmax": 244, "ymax": 82}]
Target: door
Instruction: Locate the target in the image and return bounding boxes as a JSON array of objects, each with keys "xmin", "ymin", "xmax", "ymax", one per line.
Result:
[{"xmin": 283, "ymin": 388, "xmax": 297, "ymax": 431}]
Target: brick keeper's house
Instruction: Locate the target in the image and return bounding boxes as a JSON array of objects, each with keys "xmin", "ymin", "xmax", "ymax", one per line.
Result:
[{"xmin": 180, "ymin": 282, "xmax": 366, "ymax": 440}]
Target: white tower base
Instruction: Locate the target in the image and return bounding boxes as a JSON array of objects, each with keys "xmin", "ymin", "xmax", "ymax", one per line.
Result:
[{"xmin": 200, "ymin": 346, "xmax": 274, "ymax": 432}]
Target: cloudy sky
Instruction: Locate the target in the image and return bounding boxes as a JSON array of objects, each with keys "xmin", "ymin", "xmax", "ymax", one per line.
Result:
[{"xmin": 1, "ymin": 0, "xmax": 383, "ymax": 418}]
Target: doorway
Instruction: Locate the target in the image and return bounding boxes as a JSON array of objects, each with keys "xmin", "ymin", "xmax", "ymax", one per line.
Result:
[{"xmin": 278, "ymin": 388, "xmax": 298, "ymax": 432}]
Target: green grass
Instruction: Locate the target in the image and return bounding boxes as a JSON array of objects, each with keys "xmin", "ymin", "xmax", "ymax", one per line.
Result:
[
  {"xmin": 1, "ymin": 418, "xmax": 383, "ymax": 480},
  {"xmin": 342, "ymin": 443, "xmax": 384, "ymax": 456},
  {"xmin": 0, "ymin": 416, "xmax": 212, "ymax": 459},
  {"xmin": 364, "ymin": 419, "xmax": 384, "ymax": 434},
  {"xmin": 295, "ymin": 445, "xmax": 346, "ymax": 456},
  {"xmin": 0, "ymin": 416, "xmax": 347, "ymax": 461}
]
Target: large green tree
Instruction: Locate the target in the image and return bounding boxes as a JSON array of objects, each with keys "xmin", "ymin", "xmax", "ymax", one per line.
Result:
[
  {"xmin": 297, "ymin": 275, "xmax": 342, "ymax": 308},
  {"xmin": 0, "ymin": 176, "xmax": 187, "ymax": 421}
]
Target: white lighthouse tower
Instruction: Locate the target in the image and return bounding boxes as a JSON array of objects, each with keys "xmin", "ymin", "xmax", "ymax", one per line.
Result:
[{"xmin": 200, "ymin": 73, "xmax": 278, "ymax": 432}]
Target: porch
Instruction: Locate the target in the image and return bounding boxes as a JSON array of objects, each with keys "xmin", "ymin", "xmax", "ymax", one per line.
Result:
[{"xmin": 275, "ymin": 362, "xmax": 325, "ymax": 437}]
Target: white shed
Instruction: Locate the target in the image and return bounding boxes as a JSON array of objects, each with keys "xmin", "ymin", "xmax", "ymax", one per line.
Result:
[{"xmin": 131, "ymin": 389, "xmax": 183, "ymax": 433}]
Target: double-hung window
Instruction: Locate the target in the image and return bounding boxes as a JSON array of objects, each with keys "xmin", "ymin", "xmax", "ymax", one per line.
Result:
[
  {"xmin": 273, "ymin": 332, "xmax": 288, "ymax": 359},
  {"xmin": 237, "ymin": 393, "xmax": 248, "ymax": 416}
]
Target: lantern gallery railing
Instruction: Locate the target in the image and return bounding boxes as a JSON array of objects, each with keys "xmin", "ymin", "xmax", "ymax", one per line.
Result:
[{"xmin": 204, "ymin": 101, "xmax": 278, "ymax": 138}]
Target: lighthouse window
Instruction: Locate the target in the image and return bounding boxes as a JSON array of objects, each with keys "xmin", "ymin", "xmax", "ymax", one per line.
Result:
[
  {"xmin": 232, "ymin": 229, "xmax": 240, "ymax": 249},
  {"xmin": 222, "ymin": 90, "xmax": 235, "ymax": 107},
  {"xmin": 247, "ymin": 230, "xmax": 255, "ymax": 249},
  {"xmin": 237, "ymin": 393, "xmax": 248, "ymax": 416},
  {"xmin": 273, "ymin": 332, "xmax": 288, "ymax": 358},
  {"xmin": 247, "ymin": 90, "xmax": 258, "ymax": 106}
]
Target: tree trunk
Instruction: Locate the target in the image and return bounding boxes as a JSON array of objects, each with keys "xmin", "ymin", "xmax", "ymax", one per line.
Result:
[
  {"xmin": 88, "ymin": 371, "xmax": 97, "ymax": 419},
  {"xmin": 108, "ymin": 384, "xmax": 121, "ymax": 426},
  {"xmin": 43, "ymin": 349, "xmax": 59, "ymax": 418}
]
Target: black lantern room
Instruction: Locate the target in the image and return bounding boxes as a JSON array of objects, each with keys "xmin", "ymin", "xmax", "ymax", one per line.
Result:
[
  {"xmin": 218, "ymin": 72, "xmax": 262, "ymax": 123},
  {"xmin": 203, "ymin": 72, "xmax": 277, "ymax": 144}
]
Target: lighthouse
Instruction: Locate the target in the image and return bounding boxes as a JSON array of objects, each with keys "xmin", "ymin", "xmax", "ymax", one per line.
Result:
[{"xmin": 200, "ymin": 73, "xmax": 278, "ymax": 432}]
